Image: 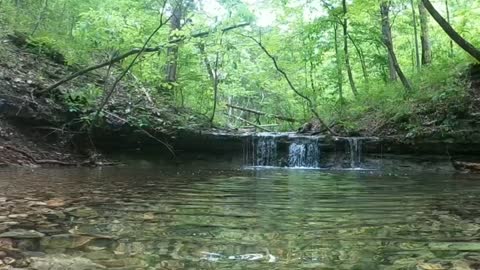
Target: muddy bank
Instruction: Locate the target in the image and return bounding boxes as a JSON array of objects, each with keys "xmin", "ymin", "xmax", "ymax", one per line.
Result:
[{"xmin": 0, "ymin": 34, "xmax": 202, "ymax": 166}]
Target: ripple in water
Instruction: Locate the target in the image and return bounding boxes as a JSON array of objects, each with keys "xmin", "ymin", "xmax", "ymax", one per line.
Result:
[{"xmin": 0, "ymin": 167, "xmax": 480, "ymax": 269}]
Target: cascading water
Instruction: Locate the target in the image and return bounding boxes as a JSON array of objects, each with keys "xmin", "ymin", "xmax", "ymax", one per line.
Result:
[
  {"xmin": 347, "ymin": 138, "xmax": 362, "ymax": 168},
  {"xmin": 255, "ymin": 136, "xmax": 278, "ymax": 166},
  {"xmin": 288, "ymin": 139, "xmax": 320, "ymax": 168},
  {"xmin": 243, "ymin": 133, "xmax": 280, "ymax": 167},
  {"xmin": 243, "ymin": 133, "xmax": 367, "ymax": 169}
]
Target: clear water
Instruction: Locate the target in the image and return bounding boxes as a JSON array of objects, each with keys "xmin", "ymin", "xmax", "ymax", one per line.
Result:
[{"xmin": 1, "ymin": 164, "xmax": 480, "ymax": 269}]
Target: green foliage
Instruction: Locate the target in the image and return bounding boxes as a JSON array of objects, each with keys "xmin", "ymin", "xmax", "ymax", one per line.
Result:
[
  {"xmin": 65, "ymin": 84, "xmax": 102, "ymax": 114},
  {"xmin": 0, "ymin": 0, "xmax": 479, "ymax": 135}
]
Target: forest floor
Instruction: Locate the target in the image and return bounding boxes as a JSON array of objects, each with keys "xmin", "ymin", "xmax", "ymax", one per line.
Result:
[{"xmin": 0, "ymin": 36, "xmax": 92, "ymax": 166}]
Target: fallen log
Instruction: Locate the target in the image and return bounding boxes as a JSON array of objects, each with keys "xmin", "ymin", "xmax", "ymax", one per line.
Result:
[
  {"xmin": 226, "ymin": 104, "xmax": 297, "ymax": 123},
  {"xmin": 224, "ymin": 113, "xmax": 272, "ymax": 132},
  {"xmin": 453, "ymin": 161, "xmax": 480, "ymax": 172}
]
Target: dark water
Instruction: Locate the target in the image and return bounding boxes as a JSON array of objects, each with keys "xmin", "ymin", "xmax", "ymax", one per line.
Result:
[{"xmin": 1, "ymin": 164, "xmax": 480, "ymax": 269}]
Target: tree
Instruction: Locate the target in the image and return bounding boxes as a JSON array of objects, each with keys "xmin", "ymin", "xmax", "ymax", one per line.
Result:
[
  {"xmin": 418, "ymin": 1, "xmax": 432, "ymax": 65},
  {"xmin": 421, "ymin": 0, "xmax": 480, "ymax": 62},
  {"xmin": 198, "ymin": 39, "xmax": 222, "ymax": 124},
  {"xmin": 165, "ymin": 0, "xmax": 184, "ymax": 89},
  {"xmin": 380, "ymin": 1, "xmax": 413, "ymax": 91},
  {"xmin": 380, "ymin": 1, "xmax": 397, "ymax": 81},
  {"xmin": 410, "ymin": 0, "xmax": 420, "ymax": 69},
  {"xmin": 342, "ymin": 0, "xmax": 358, "ymax": 96},
  {"xmin": 333, "ymin": 22, "xmax": 344, "ymax": 101}
]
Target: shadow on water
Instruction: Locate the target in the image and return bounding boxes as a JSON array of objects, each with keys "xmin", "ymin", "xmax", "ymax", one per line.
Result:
[{"xmin": 0, "ymin": 163, "xmax": 480, "ymax": 269}]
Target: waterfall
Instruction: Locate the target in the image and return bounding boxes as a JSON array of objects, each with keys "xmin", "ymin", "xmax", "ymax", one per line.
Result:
[
  {"xmin": 255, "ymin": 136, "xmax": 278, "ymax": 166},
  {"xmin": 243, "ymin": 133, "xmax": 367, "ymax": 169},
  {"xmin": 347, "ymin": 138, "xmax": 362, "ymax": 168},
  {"xmin": 288, "ymin": 139, "xmax": 320, "ymax": 168}
]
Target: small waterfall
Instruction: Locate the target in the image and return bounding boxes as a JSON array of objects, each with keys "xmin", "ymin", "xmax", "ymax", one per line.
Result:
[
  {"xmin": 243, "ymin": 134, "xmax": 279, "ymax": 167},
  {"xmin": 255, "ymin": 136, "xmax": 278, "ymax": 166},
  {"xmin": 347, "ymin": 138, "xmax": 362, "ymax": 168},
  {"xmin": 243, "ymin": 133, "xmax": 370, "ymax": 169},
  {"xmin": 288, "ymin": 139, "xmax": 320, "ymax": 168}
]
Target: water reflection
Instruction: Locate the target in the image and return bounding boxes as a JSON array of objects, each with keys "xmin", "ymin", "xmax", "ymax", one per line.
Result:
[{"xmin": 0, "ymin": 166, "xmax": 479, "ymax": 269}]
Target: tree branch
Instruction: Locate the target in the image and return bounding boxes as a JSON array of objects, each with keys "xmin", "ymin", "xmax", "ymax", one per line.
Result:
[
  {"xmin": 41, "ymin": 22, "xmax": 250, "ymax": 93},
  {"xmin": 244, "ymin": 34, "xmax": 336, "ymax": 135},
  {"xmin": 421, "ymin": 0, "xmax": 480, "ymax": 62}
]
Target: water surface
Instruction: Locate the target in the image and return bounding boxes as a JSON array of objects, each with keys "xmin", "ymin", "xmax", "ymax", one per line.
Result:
[{"xmin": 1, "ymin": 164, "xmax": 480, "ymax": 269}]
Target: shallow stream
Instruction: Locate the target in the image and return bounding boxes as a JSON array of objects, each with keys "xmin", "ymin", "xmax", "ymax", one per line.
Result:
[{"xmin": 0, "ymin": 162, "xmax": 480, "ymax": 269}]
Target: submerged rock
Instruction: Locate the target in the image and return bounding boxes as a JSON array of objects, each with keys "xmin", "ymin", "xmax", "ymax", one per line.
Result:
[
  {"xmin": 67, "ymin": 207, "xmax": 98, "ymax": 218},
  {"xmin": 40, "ymin": 234, "xmax": 73, "ymax": 252},
  {"xmin": 29, "ymin": 255, "xmax": 106, "ymax": 270},
  {"xmin": 0, "ymin": 230, "xmax": 44, "ymax": 239}
]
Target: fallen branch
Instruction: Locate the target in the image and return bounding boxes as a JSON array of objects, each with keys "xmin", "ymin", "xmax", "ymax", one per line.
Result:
[
  {"xmin": 41, "ymin": 22, "xmax": 250, "ymax": 93},
  {"xmin": 226, "ymin": 103, "xmax": 297, "ymax": 123},
  {"xmin": 240, "ymin": 124, "xmax": 279, "ymax": 128},
  {"xmin": 224, "ymin": 113, "xmax": 272, "ymax": 132}
]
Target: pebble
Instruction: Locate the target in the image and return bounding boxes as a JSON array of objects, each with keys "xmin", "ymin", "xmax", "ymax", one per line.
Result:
[
  {"xmin": 46, "ymin": 198, "xmax": 65, "ymax": 208},
  {"xmin": 3, "ymin": 257, "xmax": 15, "ymax": 265},
  {"xmin": 8, "ymin": 214, "xmax": 28, "ymax": 219}
]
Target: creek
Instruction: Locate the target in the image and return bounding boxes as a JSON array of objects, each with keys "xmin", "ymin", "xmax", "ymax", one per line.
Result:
[{"xmin": 0, "ymin": 159, "xmax": 480, "ymax": 269}]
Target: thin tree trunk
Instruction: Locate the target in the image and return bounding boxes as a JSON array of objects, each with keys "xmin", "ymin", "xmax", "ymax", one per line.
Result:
[
  {"xmin": 31, "ymin": 0, "xmax": 49, "ymax": 36},
  {"xmin": 342, "ymin": 0, "xmax": 358, "ymax": 96},
  {"xmin": 348, "ymin": 34, "xmax": 369, "ymax": 83},
  {"xmin": 333, "ymin": 23, "xmax": 344, "ymax": 101},
  {"xmin": 411, "ymin": 0, "xmax": 421, "ymax": 70},
  {"xmin": 421, "ymin": 0, "xmax": 480, "ymax": 62},
  {"xmin": 210, "ymin": 52, "xmax": 220, "ymax": 123},
  {"xmin": 418, "ymin": 1, "xmax": 432, "ymax": 65},
  {"xmin": 165, "ymin": 0, "xmax": 182, "ymax": 88},
  {"xmin": 380, "ymin": 1, "xmax": 413, "ymax": 91},
  {"xmin": 198, "ymin": 44, "xmax": 220, "ymax": 124},
  {"xmin": 380, "ymin": 1, "xmax": 397, "ymax": 81},
  {"xmin": 445, "ymin": 0, "xmax": 453, "ymax": 57}
]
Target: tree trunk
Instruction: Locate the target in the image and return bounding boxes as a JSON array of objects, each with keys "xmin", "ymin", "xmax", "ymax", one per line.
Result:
[
  {"xmin": 343, "ymin": 0, "xmax": 358, "ymax": 96},
  {"xmin": 380, "ymin": 2, "xmax": 397, "ymax": 81},
  {"xmin": 445, "ymin": 0, "xmax": 453, "ymax": 56},
  {"xmin": 380, "ymin": 1, "xmax": 413, "ymax": 91},
  {"xmin": 421, "ymin": 0, "xmax": 480, "ymax": 62},
  {"xmin": 198, "ymin": 44, "xmax": 220, "ymax": 124},
  {"xmin": 333, "ymin": 23, "xmax": 344, "ymax": 101},
  {"xmin": 210, "ymin": 52, "xmax": 220, "ymax": 123},
  {"xmin": 348, "ymin": 34, "xmax": 369, "ymax": 83},
  {"xmin": 411, "ymin": 0, "xmax": 420, "ymax": 70},
  {"xmin": 418, "ymin": 1, "xmax": 432, "ymax": 65},
  {"xmin": 165, "ymin": 0, "xmax": 182, "ymax": 87}
]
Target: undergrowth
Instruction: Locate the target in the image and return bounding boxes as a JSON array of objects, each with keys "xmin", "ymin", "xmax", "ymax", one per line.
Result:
[{"xmin": 321, "ymin": 61, "xmax": 471, "ymax": 136}]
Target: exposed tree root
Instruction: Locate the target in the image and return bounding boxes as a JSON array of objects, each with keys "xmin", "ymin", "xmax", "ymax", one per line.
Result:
[{"xmin": 3, "ymin": 145, "xmax": 116, "ymax": 167}]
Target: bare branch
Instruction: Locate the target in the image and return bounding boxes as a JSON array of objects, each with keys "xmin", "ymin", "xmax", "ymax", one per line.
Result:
[{"xmin": 243, "ymin": 34, "xmax": 336, "ymax": 135}]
